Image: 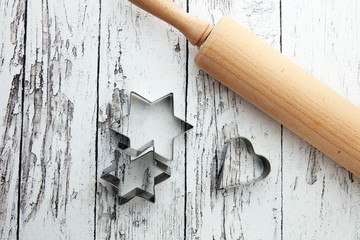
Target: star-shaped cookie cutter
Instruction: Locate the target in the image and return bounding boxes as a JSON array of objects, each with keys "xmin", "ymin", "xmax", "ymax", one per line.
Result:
[
  {"xmin": 110, "ymin": 92, "xmax": 193, "ymax": 161},
  {"xmin": 101, "ymin": 150, "xmax": 171, "ymax": 204},
  {"xmin": 101, "ymin": 92, "xmax": 193, "ymax": 204}
]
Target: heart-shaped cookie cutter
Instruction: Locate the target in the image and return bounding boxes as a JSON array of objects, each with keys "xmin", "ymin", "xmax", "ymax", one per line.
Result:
[{"xmin": 216, "ymin": 137, "xmax": 271, "ymax": 190}]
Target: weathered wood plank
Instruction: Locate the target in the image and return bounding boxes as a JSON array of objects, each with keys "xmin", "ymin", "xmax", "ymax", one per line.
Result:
[
  {"xmin": 3, "ymin": 0, "xmax": 359, "ymax": 238},
  {"xmin": 18, "ymin": 0, "xmax": 99, "ymax": 238},
  {"xmin": 96, "ymin": 0, "xmax": 188, "ymax": 239},
  {"xmin": 0, "ymin": 0, "xmax": 26, "ymax": 238},
  {"xmin": 186, "ymin": 0, "xmax": 282, "ymax": 239},
  {"xmin": 282, "ymin": 0, "xmax": 360, "ymax": 239}
]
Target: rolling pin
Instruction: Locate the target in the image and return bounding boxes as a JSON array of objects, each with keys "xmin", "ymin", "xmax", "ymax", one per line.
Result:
[{"xmin": 128, "ymin": 0, "xmax": 360, "ymax": 178}]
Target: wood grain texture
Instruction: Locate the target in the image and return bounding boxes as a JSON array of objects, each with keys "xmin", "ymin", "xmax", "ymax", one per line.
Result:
[
  {"xmin": 186, "ymin": 0, "xmax": 282, "ymax": 239},
  {"xmin": 282, "ymin": 0, "xmax": 360, "ymax": 239},
  {"xmin": 0, "ymin": 0, "xmax": 26, "ymax": 238},
  {"xmin": 1, "ymin": 0, "xmax": 360, "ymax": 239},
  {"xmin": 18, "ymin": 0, "xmax": 99, "ymax": 238},
  {"xmin": 96, "ymin": 0, "xmax": 188, "ymax": 239}
]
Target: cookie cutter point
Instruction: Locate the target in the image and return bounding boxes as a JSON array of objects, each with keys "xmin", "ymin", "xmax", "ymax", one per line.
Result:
[
  {"xmin": 101, "ymin": 150, "xmax": 171, "ymax": 205},
  {"xmin": 110, "ymin": 128, "xmax": 154, "ymax": 159},
  {"xmin": 216, "ymin": 137, "xmax": 271, "ymax": 190}
]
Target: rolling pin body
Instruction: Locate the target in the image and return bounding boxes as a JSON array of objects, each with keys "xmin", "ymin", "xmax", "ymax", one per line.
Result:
[
  {"xmin": 195, "ymin": 17, "xmax": 360, "ymax": 177},
  {"xmin": 128, "ymin": 0, "xmax": 360, "ymax": 177}
]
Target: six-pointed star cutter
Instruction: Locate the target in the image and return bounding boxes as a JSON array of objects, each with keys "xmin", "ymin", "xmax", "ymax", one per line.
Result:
[{"xmin": 101, "ymin": 92, "xmax": 193, "ymax": 204}]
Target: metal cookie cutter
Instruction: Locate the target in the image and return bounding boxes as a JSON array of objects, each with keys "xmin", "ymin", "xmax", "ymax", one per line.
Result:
[
  {"xmin": 216, "ymin": 137, "xmax": 271, "ymax": 190},
  {"xmin": 101, "ymin": 150, "xmax": 171, "ymax": 204},
  {"xmin": 110, "ymin": 92, "xmax": 193, "ymax": 161},
  {"xmin": 101, "ymin": 92, "xmax": 193, "ymax": 204}
]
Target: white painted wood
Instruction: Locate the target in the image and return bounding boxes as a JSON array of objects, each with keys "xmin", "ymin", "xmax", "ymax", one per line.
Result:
[
  {"xmin": 282, "ymin": 0, "xmax": 360, "ymax": 239},
  {"xmin": 96, "ymin": 0, "xmax": 188, "ymax": 239},
  {"xmin": 186, "ymin": 0, "xmax": 282, "ymax": 239},
  {"xmin": 18, "ymin": 0, "xmax": 99, "ymax": 239},
  {"xmin": 0, "ymin": 0, "xmax": 25, "ymax": 238},
  {"xmin": 1, "ymin": 0, "xmax": 360, "ymax": 239}
]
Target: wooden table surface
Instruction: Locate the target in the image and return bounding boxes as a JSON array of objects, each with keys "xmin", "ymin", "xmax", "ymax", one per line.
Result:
[{"xmin": 1, "ymin": 0, "xmax": 360, "ymax": 239}]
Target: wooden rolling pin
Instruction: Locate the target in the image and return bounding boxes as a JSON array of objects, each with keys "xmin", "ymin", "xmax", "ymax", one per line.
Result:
[{"xmin": 128, "ymin": 0, "xmax": 360, "ymax": 178}]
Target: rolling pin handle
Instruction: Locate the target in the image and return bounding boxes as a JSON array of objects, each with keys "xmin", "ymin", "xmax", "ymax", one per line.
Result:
[{"xmin": 128, "ymin": 0, "xmax": 212, "ymax": 46}]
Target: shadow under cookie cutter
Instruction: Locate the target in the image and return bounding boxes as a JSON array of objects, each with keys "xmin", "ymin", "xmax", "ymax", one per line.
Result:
[
  {"xmin": 101, "ymin": 150, "xmax": 171, "ymax": 204},
  {"xmin": 216, "ymin": 137, "xmax": 271, "ymax": 190}
]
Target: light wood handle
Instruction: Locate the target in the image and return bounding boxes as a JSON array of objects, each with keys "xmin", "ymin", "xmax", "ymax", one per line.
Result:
[{"xmin": 128, "ymin": 0, "xmax": 212, "ymax": 46}]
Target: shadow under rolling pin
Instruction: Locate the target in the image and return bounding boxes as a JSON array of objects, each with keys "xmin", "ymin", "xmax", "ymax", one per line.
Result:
[{"xmin": 127, "ymin": 0, "xmax": 360, "ymax": 178}]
